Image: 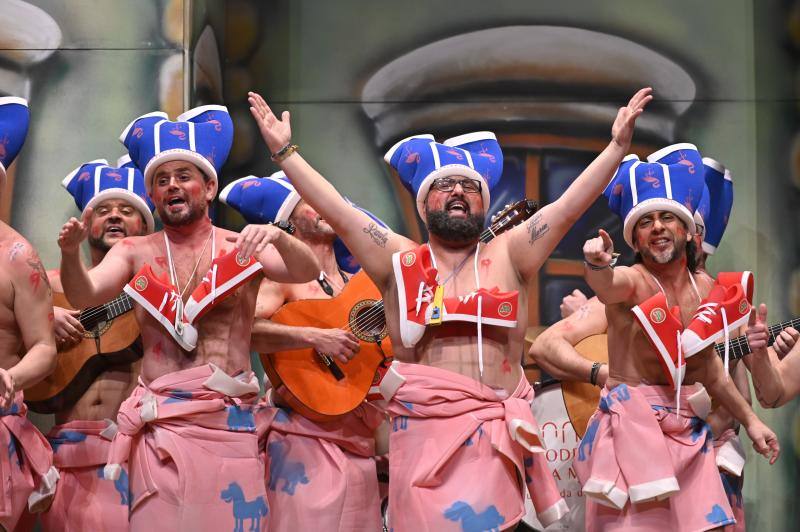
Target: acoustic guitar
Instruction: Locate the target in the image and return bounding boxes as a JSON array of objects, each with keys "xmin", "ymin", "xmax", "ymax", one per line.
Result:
[
  {"xmin": 263, "ymin": 199, "xmax": 539, "ymax": 421},
  {"xmin": 563, "ymin": 318, "xmax": 796, "ymax": 437},
  {"xmin": 25, "ymin": 292, "xmax": 142, "ymax": 414}
]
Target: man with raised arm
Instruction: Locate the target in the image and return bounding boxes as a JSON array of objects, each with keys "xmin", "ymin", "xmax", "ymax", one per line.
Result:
[
  {"xmin": 57, "ymin": 106, "xmax": 318, "ymax": 531},
  {"xmin": 575, "ymin": 143, "xmax": 778, "ymax": 531},
  {"xmin": 0, "ymin": 97, "xmax": 59, "ymax": 530},
  {"xmin": 532, "ymin": 155, "xmax": 755, "ymax": 531},
  {"xmin": 248, "ymin": 88, "xmax": 652, "ymax": 530},
  {"xmin": 220, "ymin": 171, "xmax": 387, "ymax": 531},
  {"xmin": 40, "ymin": 156, "xmax": 153, "ymax": 531}
]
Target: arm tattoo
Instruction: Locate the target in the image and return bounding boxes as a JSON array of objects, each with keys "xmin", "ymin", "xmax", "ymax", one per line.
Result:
[
  {"xmin": 363, "ymin": 222, "xmax": 388, "ymax": 248},
  {"xmin": 27, "ymin": 256, "xmax": 52, "ymax": 296},
  {"xmin": 526, "ymin": 213, "xmax": 550, "ymax": 245}
]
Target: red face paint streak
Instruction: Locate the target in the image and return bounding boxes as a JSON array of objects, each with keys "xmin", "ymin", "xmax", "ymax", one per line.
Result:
[
  {"xmin": 90, "ymin": 227, "xmax": 102, "ymax": 239},
  {"xmin": 502, "ymin": 357, "xmax": 512, "ymax": 374},
  {"xmin": 152, "ymin": 341, "xmax": 163, "ymax": 360},
  {"xmin": 154, "ymin": 256, "xmax": 167, "ymax": 270}
]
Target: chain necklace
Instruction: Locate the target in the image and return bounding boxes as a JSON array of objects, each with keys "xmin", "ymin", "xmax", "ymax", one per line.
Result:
[{"xmin": 163, "ymin": 227, "xmax": 215, "ymax": 333}]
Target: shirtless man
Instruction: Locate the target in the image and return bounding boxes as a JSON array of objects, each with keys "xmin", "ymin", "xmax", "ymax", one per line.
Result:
[
  {"xmin": 40, "ymin": 157, "xmax": 153, "ymax": 531},
  {"xmin": 57, "ymin": 106, "xmax": 318, "ymax": 531},
  {"xmin": 576, "ymin": 144, "xmax": 777, "ymax": 531},
  {"xmin": 248, "ymin": 88, "xmax": 652, "ymax": 530},
  {"xmin": 0, "ymin": 97, "xmax": 59, "ymax": 530},
  {"xmin": 221, "ymin": 172, "xmax": 386, "ymax": 530}
]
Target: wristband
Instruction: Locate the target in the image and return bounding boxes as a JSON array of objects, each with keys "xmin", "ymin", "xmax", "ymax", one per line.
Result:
[
  {"xmin": 270, "ymin": 143, "xmax": 299, "ymax": 163},
  {"xmin": 589, "ymin": 361, "xmax": 604, "ymax": 386},
  {"xmin": 584, "ymin": 253, "xmax": 619, "ymax": 271}
]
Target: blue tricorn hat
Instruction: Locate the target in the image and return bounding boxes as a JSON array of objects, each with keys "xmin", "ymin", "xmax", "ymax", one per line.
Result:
[
  {"xmin": 700, "ymin": 157, "xmax": 733, "ymax": 255},
  {"xmin": 220, "ymin": 172, "xmax": 387, "ymax": 274},
  {"xmin": 383, "ymin": 132, "xmax": 503, "ymax": 219},
  {"xmin": 62, "ymin": 159, "xmax": 155, "ymax": 232},
  {"xmin": 0, "ymin": 97, "xmax": 30, "ymax": 187},
  {"xmin": 606, "ymin": 143, "xmax": 705, "ymax": 248},
  {"xmin": 119, "ymin": 105, "xmax": 233, "ymax": 193}
]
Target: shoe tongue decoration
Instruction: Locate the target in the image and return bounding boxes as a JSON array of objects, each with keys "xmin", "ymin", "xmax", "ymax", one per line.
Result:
[
  {"xmin": 125, "ymin": 246, "xmax": 263, "ymax": 351},
  {"xmin": 632, "ymin": 271, "xmax": 755, "ymax": 413}
]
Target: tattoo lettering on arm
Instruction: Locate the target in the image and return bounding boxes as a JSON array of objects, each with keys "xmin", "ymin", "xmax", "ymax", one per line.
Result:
[
  {"xmin": 526, "ymin": 213, "xmax": 550, "ymax": 245},
  {"xmin": 363, "ymin": 222, "xmax": 388, "ymax": 248}
]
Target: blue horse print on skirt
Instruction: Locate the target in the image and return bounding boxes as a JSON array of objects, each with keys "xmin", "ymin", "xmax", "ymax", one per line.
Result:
[
  {"xmin": 98, "ymin": 466, "xmax": 130, "ymax": 505},
  {"xmin": 267, "ymin": 440, "xmax": 309, "ymax": 495},
  {"xmin": 577, "ymin": 418, "xmax": 600, "ymax": 462},
  {"xmin": 8, "ymin": 436, "xmax": 22, "ymax": 468},
  {"xmin": 221, "ymin": 482, "xmax": 268, "ymax": 532},
  {"xmin": 48, "ymin": 430, "xmax": 87, "ymax": 452},
  {"xmin": 226, "ymin": 405, "xmax": 256, "ymax": 431},
  {"xmin": 444, "ymin": 501, "xmax": 505, "ymax": 531},
  {"xmin": 705, "ymin": 503, "xmax": 734, "ymax": 526}
]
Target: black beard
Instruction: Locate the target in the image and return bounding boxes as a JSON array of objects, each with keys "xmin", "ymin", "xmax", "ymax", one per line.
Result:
[
  {"xmin": 88, "ymin": 234, "xmax": 112, "ymax": 253},
  {"xmin": 156, "ymin": 200, "xmax": 206, "ymax": 227},
  {"xmin": 426, "ymin": 208, "xmax": 484, "ymax": 244}
]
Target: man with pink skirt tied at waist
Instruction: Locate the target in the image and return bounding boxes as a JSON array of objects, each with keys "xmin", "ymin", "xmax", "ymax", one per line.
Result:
[
  {"xmin": 576, "ymin": 142, "xmax": 779, "ymax": 531},
  {"xmin": 0, "ymin": 97, "xmax": 59, "ymax": 530},
  {"xmin": 220, "ymin": 171, "xmax": 387, "ymax": 530},
  {"xmin": 57, "ymin": 105, "xmax": 319, "ymax": 531},
  {"xmin": 246, "ymin": 88, "xmax": 655, "ymax": 530},
  {"xmin": 40, "ymin": 155, "xmax": 153, "ymax": 531}
]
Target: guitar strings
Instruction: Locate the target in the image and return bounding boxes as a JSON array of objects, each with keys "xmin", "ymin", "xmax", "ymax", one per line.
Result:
[{"xmin": 77, "ymin": 295, "xmax": 132, "ymax": 323}]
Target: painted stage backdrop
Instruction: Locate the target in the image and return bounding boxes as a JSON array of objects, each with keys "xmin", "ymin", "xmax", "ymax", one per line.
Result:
[{"xmin": 2, "ymin": 1, "xmax": 799, "ymax": 530}]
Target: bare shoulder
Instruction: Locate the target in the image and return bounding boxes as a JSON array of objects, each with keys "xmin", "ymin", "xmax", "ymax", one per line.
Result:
[{"xmin": 0, "ymin": 227, "xmax": 50, "ymax": 294}]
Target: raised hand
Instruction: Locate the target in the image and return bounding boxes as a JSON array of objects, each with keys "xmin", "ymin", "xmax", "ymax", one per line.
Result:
[
  {"xmin": 248, "ymin": 91, "xmax": 292, "ymax": 155},
  {"xmin": 58, "ymin": 208, "xmax": 92, "ymax": 254},
  {"xmin": 226, "ymin": 224, "xmax": 286, "ymax": 259},
  {"xmin": 746, "ymin": 304, "xmax": 770, "ymax": 356},
  {"xmin": 583, "ymin": 229, "xmax": 615, "ymax": 268},
  {"xmin": 611, "ymin": 88, "xmax": 653, "ymax": 151}
]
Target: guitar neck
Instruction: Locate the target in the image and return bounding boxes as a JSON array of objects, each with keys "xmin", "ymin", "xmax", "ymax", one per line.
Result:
[
  {"xmin": 714, "ymin": 316, "xmax": 800, "ymax": 360},
  {"xmin": 79, "ymin": 292, "xmax": 135, "ymax": 328}
]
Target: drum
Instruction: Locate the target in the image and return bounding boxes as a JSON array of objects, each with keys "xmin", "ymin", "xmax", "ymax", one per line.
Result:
[{"xmin": 523, "ymin": 382, "xmax": 586, "ymax": 531}]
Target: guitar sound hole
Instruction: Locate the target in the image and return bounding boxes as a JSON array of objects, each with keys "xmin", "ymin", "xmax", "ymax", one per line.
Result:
[
  {"xmin": 82, "ymin": 319, "xmax": 113, "ymax": 339},
  {"xmin": 349, "ymin": 299, "xmax": 387, "ymax": 343}
]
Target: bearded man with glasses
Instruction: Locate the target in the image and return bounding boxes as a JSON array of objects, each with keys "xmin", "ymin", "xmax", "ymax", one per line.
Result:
[{"xmin": 248, "ymin": 88, "xmax": 652, "ymax": 530}]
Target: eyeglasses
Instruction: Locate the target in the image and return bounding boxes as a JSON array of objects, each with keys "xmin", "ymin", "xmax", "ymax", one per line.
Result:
[{"xmin": 431, "ymin": 177, "xmax": 482, "ymax": 194}]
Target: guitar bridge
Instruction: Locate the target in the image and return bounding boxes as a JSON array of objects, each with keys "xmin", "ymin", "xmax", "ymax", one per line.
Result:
[{"xmin": 317, "ymin": 353, "xmax": 345, "ymax": 381}]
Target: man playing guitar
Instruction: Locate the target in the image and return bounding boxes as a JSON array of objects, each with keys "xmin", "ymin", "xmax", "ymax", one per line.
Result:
[
  {"xmin": 220, "ymin": 171, "xmax": 386, "ymax": 531},
  {"xmin": 247, "ymin": 87, "xmax": 654, "ymax": 530},
  {"xmin": 40, "ymin": 156, "xmax": 154, "ymax": 530}
]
